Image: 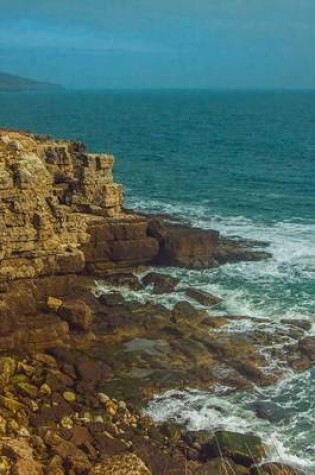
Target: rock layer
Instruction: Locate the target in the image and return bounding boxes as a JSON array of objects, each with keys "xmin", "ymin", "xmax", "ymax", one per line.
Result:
[{"xmin": 0, "ymin": 130, "xmax": 156, "ymax": 281}]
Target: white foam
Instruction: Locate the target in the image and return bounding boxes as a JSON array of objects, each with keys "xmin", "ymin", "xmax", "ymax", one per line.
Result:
[{"xmin": 145, "ymin": 373, "xmax": 315, "ymax": 472}]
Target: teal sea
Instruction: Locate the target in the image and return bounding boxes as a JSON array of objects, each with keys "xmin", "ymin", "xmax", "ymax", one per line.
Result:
[{"xmin": 0, "ymin": 90, "xmax": 314, "ymax": 471}]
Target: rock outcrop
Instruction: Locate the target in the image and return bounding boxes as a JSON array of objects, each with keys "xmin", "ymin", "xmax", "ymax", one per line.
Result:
[
  {"xmin": 0, "ymin": 129, "xmax": 270, "ymax": 282},
  {"xmin": 0, "ymin": 130, "xmax": 157, "ymax": 281}
]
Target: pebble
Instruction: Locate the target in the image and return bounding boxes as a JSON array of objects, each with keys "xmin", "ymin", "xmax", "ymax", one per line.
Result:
[
  {"xmin": 97, "ymin": 392, "xmax": 110, "ymax": 405},
  {"xmin": 39, "ymin": 383, "xmax": 52, "ymax": 397},
  {"xmin": 61, "ymin": 416, "xmax": 73, "ymax": 429},
  {"xmin": 18, "ymin": 426, "xmax": 31, "ymax": 437},
  {"xmin": 63, "ymin": 391, "xmax": 76, "ymax": 403}
]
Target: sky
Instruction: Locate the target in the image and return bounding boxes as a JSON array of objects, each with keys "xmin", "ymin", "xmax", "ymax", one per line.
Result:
[{"xmin": 1, "ymin": 0, "xmax": 315, "ymax": 89}]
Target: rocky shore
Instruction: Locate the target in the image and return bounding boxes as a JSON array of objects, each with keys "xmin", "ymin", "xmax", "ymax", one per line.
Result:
[{"xmin": 0, "ymin": 130, "xmax": 312, "ymax": 474}]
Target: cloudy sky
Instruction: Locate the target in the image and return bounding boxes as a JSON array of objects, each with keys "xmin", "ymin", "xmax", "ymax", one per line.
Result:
[{"xmin": 1, "ymin": 0, "xmax": 315, "ymax": 89}]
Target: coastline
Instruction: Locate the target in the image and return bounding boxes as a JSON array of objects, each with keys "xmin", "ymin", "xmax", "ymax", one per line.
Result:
[{"xmin": 0, "ymin": 129, "xmax": 313, "ymax": 474}]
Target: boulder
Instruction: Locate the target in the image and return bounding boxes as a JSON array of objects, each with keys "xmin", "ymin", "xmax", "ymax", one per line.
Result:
[
  {"xmin": 195, "ymin": 457, "xmax": 249, "ymax": 474},
  {"xmin": 250, "ymin": 463, "xmax": 306, "ymax": 475},
  {"xmin": 142, "ymin": 272, "xmax": 179, "ymax": 294},
  {"xmin": 185, "ymin": 288, "xmax": 222, "ymax": 306},
  {"xmin": 298, "ymin": 337, "xmax": 315, "ymax": 361},
  {"xmin": 96, "ymin": 272, "xmax": 142, "ymax": 290},
  {"xmin": 149, "ymin": 221, "xmax": 219, "ymax": 268},
  {"xmin": 172, "ymin": 301, "xmax": 208, "ymax": 325},
  {"xmin": 94, "ymin": 454, "xmax": 151, "ymax": 475},
  {"xmin": 59, "ymin": 299, "xmax": 93, "ymax": 331},
  {"xmin": 212, "ymin": 430, "xmax": 266, "ymax": 467},
  {"xmin": 44, "ymin": 431, "xmax": 92, "ymax": 474}
]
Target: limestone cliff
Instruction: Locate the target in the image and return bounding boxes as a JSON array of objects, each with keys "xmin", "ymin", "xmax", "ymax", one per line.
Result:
[
  {"xmin": 0, "ymin": 129, "xmax": 270, "ymax": 282},
  {"xmin": 0, "ymin": 129, "xmax": 158, "ymax": 280}
]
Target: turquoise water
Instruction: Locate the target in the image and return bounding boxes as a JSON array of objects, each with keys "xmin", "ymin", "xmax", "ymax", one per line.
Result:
[{"xmin": 0, "ymin": 90, "xmax": 314, "ymax": 471}]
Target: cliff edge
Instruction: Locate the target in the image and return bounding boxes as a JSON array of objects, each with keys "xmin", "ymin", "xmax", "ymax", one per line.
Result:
[{"xmin": 0, "ymin": 130, "xmax": 159, "ymax": 281}]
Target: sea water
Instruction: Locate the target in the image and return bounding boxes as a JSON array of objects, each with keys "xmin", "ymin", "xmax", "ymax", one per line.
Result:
[{"xmin": 0, "ymin": 90, "xmax": 314, "ymax": 471}]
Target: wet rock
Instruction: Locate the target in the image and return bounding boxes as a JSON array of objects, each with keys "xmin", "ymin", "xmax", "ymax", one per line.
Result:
[
  {"xmin": 280, "ymin": 319, "xmax": 312, "ymax": 332},
  {"xmin": 172, "ymin": 301, "xmax": 208, "ymax": 325},
  {"xmin": 298, "ymin": 336, "xmax": 315, "ymax": 361},
  {"xmin": 151, "ymin": 221, "xmax": 220, "ymax": 268},
  {"xmin": 98, "ymin": 292, "xmax": 126, "ymax": 306},
  {"xmin": 159, "ymin": 421, "xmax": 183, "ymax": 443},
  {"xmin": 96, "ymin": 272, "xmax": 142, "ymax": 290},
  {"xmin": 214, "ymin": 238, "xmax": 272, "ymax": 265},
  {"xmin": 185, "ymin": 288, "xmax": 222, "ymax": 306},
  {"xmin": 183, "ymin": 430, "xmax": 215, "ymax": 461},
  {"xmin": 142, "ymin": 272, "xmax": 179, "ymax": 294},
  {"xmin": 250, "ymin": 462, "xmax": 306, "ymax": 475},
  {"xmin": 212, "ymin": 430, "xmax": 266, "ymax": 467},
  {"xmin": 195, "ymin": 457, "xmax": 249, "ymax": 474},
  {"xmin": 200, "ymin": 316, "xmax": 228, "ymax": 329},
  {"xmin": 59, "ymin": 299, "xmax": 93, "ymax": 331},
  {"xmin": 248, "ymin": 402, "xmax": 289, "ymax": 422}
]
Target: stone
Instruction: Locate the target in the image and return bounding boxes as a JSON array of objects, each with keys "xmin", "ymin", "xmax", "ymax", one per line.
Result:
[
  {"xmin": 151, "ymin": 221, "xmax": 220, "ymax": 268},
  {"xmin": 212, "ymin": 430, "xmax": 266, "ymax": 467},
  {"xmin": 98, "ymin": 292, "xmax": 126, "ymax": 306},
  {"xmin": 172, "ymin": 301, "xmax": 208, "ymax": 325},
  {"xmin": 46, "ymin": 455, "xmax": 65, "ymax": 475},
  {"xmin": 44, "ymin": 431, "xmax": 92, "ymax": 474},
  {"xmin": 183, "ymin": 430, "xmax": 213, "ymax": 452},
  {"xmin": 0, "ymin": 456, "xmax": 11, "ymax": 475},
  {"xmin": 59, "ymin": 300, "xmax": 93, "ymax": 331},
  {"xmin": 61, "ymin": 416, "xmax": 73, "ymax": 429},
  {"xmin": 16, "ymin": 381, "xmax": 38, "ymax": 398},
  {"xmin": 97, "ymin": 393, "xmax": 110, "ymax": 405},
  {"xmin": 63, "ymin": 391, "xmax": 76, "ymax": 403},
  {"xmin": 47, "ymin": 297, "xmax": 63, "ymax": 312},
  {"xmin": 96, "ymin": 273, "xmax": 142, "ymax": 290},
  {"xmin": 298, "ymin": 336, "xmax": 315, "ymax": 361},
  {"xmin": 250, "ymin": 463, "xmax": 306, "ymax": 475},
  {"xmin": 93, "ymin": 454, "xmax": 151, "ymax": 475},
  {"xmin": 142, "ymin": 272, "xmax": 179, "ymax": 294},
  {"xmin": 185, "ymin": 288, "xmax": 222, "ymax": 306},
  {"xmin": 195, "ymin": 457, "xmax": 249, "ymax": 474}
]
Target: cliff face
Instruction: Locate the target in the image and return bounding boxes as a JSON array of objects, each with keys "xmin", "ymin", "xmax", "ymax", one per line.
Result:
[
  {"xmin": 0, "ymin": 129, "xmax": 270, "ymax": 282},
  {"xmin": 0, "ymin": 130, "xmax": 145, "ymax": 280}
]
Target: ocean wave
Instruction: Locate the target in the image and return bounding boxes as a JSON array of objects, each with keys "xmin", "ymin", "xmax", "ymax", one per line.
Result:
[{"xmin": 145, "ymin": 370, "xmax": 315, "ymax": 472}]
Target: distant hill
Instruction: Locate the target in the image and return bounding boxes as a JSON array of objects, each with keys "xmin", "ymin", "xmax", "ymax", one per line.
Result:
[{"xmin": 0, "ymin": 72, "xmax": 63, "ymax": 91}]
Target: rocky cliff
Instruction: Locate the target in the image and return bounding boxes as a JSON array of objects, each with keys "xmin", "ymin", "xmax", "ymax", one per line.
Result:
[
  {"xmin": 0, "ymin": 130, "xmax": 158, "ymax": 281},
  {"xmin": 0, "ymin": 129, "xmax": 271, "ymax": 282},
  {"xmin": 0, "ymin": 130, "xmax": 310, "ymax": 475}
]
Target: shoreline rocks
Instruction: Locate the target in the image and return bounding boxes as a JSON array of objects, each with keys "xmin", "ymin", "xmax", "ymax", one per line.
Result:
[{"xmin": 0, "ymin": 130, "xmax": 309, "ymax": 474}]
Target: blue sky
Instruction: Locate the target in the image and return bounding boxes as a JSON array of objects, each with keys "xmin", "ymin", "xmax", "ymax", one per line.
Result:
[{"xmin": 1, "ymin": 0, "xmax": 315, "ymax": 89}]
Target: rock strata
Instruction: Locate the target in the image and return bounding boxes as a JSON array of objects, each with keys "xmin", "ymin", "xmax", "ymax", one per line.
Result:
[{"xmin": 0, "ymin": 130, "xmax": 272, "ymax": 282}]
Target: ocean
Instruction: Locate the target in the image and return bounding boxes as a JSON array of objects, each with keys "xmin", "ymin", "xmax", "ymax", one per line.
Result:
[{"xmin": 0, "ymin": 89, "xmax": 314, "ymax": 471}]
